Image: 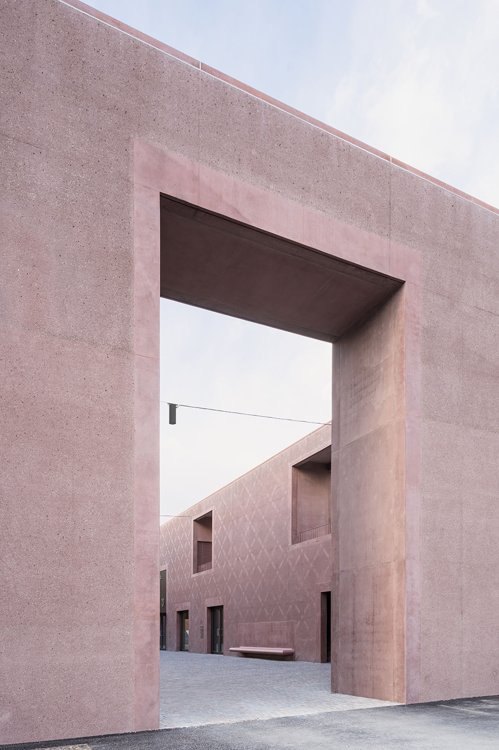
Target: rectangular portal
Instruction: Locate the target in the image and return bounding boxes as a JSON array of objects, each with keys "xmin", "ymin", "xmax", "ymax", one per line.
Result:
[
  {"xmin": 209, "ymin": 606, "xmax": 224, "ymax": 655},
  {"xmin": 160, "ymin": 570, "xmax": 166, "ymax": 650},
  {"xmin": 159, "ymin": 183, "xmax": 406, "ymax": 702},
  {"xmin": 321, "ymin": 592, "xmax": 332, "ymax": 663},
  {"xmin": 178, "ymin": 611, "xmax": 189, "ymax": 652}
]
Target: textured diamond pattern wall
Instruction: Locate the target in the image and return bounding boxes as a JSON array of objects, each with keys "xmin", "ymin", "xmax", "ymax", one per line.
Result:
[{"xmin": 160, "ymin": 425, "xmax": 332, "ymax": 661}]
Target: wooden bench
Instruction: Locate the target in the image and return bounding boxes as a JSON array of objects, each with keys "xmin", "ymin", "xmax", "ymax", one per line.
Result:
[{"xmin": 229, "ymin": 646, "xmax": 295, "ymax": 657}]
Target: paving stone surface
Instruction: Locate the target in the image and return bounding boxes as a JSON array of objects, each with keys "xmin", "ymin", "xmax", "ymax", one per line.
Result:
[{"xmin": 159, "ymin": 651, "xmax": 395, "ymax": 728}]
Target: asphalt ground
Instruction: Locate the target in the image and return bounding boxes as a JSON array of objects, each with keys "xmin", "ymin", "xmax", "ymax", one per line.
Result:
[
  {"xmin": 5, "ymin": 697, "xmax": 499, "ymax": 750},
  {"xmin": 6, "ymin": 654, "xmax": 499, "ymax": 749}
]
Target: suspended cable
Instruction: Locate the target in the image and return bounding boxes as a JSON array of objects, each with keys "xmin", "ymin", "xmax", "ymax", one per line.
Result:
[{"xmin": 161, "ymin": 401, "xmax": 330, "ymax": 426}]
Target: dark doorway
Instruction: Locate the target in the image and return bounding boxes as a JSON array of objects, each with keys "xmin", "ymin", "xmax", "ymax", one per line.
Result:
[
  {"xmin": 321, "ymin": 592, "xmax": 331, "ymax": 663},
  {"xmin": 210, "ymin": 606, "xmax": 224, "ymax": 655},
  {"xmin": 178, "ymin": 610, "xmax": 189, "ymax": 652},
  {"xmin": 160, "ymin": 614, "xmax": 166, "ymax": 650},
  {"xmin": 160, "ymin": 570, "xmax": 167, "ymax": 650}
]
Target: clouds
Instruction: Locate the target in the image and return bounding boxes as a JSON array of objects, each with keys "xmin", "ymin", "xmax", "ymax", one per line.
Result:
[
  {"xmin": 326, "ymin": 0, "xmax": 499, "ymax": 205},
  {"xmin": 92, "ymin": 0, "xmax": 499, "ymax": 206}
]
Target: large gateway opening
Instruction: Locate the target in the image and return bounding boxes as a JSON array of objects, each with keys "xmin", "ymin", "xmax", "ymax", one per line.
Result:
[{"xmin": 158, "ymin": 195, "xmax": 402, "ymax": 727}]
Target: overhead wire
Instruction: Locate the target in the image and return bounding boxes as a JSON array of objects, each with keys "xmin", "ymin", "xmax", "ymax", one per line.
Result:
[
  {"xmin": 160, "ymin": 401, "xmax": 330, "ymax": 426},
  {"xmin": 159, "ymin": 401, "xmax": 330, "ymax": 521}
]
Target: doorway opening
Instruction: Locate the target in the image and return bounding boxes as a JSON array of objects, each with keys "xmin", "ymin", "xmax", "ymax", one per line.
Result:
[
  {"xmin": 155, "ymin": 185, "xmax": 404, "ymax": 721},
  {"xmin": 321, "ymin": 591, "xmax": 331, "ymax": 663},
  {"xmin": 160, "ymin": 300, "xmax": 332, "ymax": 667},
  {"xmin": 209, "ymin": 606, "xmax": 224, "ymax": 655},
  {"xmin": 177, "ymin": 611, "xmax": 189, "ymax": 652},
  {"xmin": 160, "ymin": 570, "xmax": 167, "ymax": 651}
]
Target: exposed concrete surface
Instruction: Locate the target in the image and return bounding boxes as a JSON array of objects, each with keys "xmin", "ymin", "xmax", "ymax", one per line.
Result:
[
  {"xmin": 2, "ymin": 0, "xmax": 499, "ymax": 743},
  {"xmin": 158, "ymin": 652, "xmax": 394, "ymax": 728},
  {"xmin": 7, "ymin": 698, "xmax": 499, "ymax": 750}
]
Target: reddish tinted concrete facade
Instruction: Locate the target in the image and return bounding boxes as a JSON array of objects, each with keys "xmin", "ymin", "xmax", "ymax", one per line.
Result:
[
  {"xmin": 160, "ymin": 427, "xmax": 333, "ymax": 662},
  {"xmin": 1, "ymin": 0, "xmax": 498, "ymax": 744}
]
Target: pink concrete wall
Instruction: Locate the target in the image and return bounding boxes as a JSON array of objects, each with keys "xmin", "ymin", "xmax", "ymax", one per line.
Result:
[
  {"xmin": 390, "ymin": 174, "xmax": 499, "ymax": 702},
  {"xmin": 1, "ymin": 1, "xmax": 161, "ymax": 742},
  {"xmin": 160, "ymin": 427, "xmax": 333, "ymax": 662},
  {"xmin": 332, "ymin": 290, "xmax": 406, "ymax": 701},
  {"xmin": 1, "ymin": 0, "xmax": 498, "ymax": 743}
]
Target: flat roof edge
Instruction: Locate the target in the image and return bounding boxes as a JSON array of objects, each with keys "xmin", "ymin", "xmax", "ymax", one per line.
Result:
[
  {"xmin": 160, "ymin": 424, "xmax": 332, "ymax": 525},
  {"xmin": 59, "ymin": 0, "xmax": 498, "ymax": 217}
]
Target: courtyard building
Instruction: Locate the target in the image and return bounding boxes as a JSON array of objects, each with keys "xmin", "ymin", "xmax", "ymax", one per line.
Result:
[{"xmin": 160, "ymin": 426, "xmax": 333, "ymax": 663}]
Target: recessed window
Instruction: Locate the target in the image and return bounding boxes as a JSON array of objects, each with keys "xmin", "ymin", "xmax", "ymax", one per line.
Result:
[
  {"xmin": 292, "ymin": 447, "xmax": 331, "ymax": 544},
  {"xmin": 193, "ymin": 510, "xmax": 213, "ymax": 573}
]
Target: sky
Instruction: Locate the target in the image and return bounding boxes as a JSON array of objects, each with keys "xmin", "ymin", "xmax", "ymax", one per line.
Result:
[{"xmin": 86, "ymin": 0, "xmax": 499, "ymax": 520}]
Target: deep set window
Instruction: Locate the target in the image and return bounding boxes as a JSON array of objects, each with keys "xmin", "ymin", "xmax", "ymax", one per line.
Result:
[
  {"xmin": 292, "ymin": 447, "xmax": 331, "ymax": 544},
  {"xmin": 193, "ymin": 510, "xmax": 213, "ymax": 573}
]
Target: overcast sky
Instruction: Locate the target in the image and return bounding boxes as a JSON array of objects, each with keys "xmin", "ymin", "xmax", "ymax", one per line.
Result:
[{"xmin": 87, "ymin": 0, "xmax": 499, "ymax": 520}]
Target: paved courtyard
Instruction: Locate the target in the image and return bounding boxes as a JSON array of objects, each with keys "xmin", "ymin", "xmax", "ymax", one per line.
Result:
[
  {"xmin": 159, "ymin": 651, "xmax": 395, "ymax": 728},
  {"xmin": 5, "ymin": 656, "xmax": 499, "ymax": 748}
]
